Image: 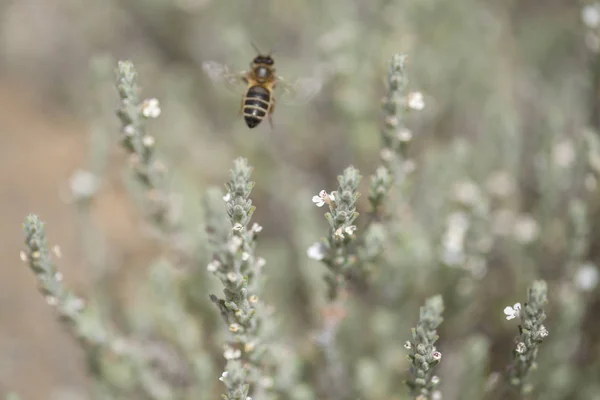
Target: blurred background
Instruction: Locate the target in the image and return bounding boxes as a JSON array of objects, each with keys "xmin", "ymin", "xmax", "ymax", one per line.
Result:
[{"xmin": 1, "ymin": 0, "xmax": 600, "ymax": 399}]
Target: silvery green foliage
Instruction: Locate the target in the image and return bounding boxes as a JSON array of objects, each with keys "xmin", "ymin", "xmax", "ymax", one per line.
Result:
[
  {"xmin": 369, "ymin": 53, "xmax": 411, "ymax": 213},
  {"xmin": 115, "ymin": 60, "xmax": 181, "ymax": 239},
  {"xmin": 22, "ymin": 215, "xmax": 175, "ymax": 400},
  {"xmin": 312, "ymin": 166, "xmax": 362, "ymax": 300},
  {"xmin": 207, "ymin": 158, "xmax": 275, "ymax": 400},
  {"xmin": 405, "ymin": 295, "xmax": 444, "ymax": 399},
  {"xmin": 506, "ymin": 280, "xmax": 549, "ymax": 394}
]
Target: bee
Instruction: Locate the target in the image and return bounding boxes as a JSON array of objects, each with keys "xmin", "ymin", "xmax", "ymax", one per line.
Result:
[{"xmin": 202, "ymin": 44, "xmax": 325, "ymax": 129}]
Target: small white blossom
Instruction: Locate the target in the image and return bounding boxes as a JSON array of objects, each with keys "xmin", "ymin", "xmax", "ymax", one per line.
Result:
[
  {"xmin": 228, "ymin": 323, "xmax": 241, "ymax": 332},
  {"xmin": 404, "ymin": 341, "xmax": 412, "ymax": 349},
  {"xmin": 538, "ymin": 325, "xmax": 549, "ymax": 338},
  {"xmin": 54, "ymin": 272, "xmax": 63, "ymax": 282},
  {"xmin": 232, "ymin": 223, "xmax": 244, "ymax": 232},
  {"xmin": 344, "ymin": 225, "xmax": 357, "ymax": 236},
  {"xmin": 69, "ymin": 169, "xmax": 99, "ymax": 199},
  {"xmin": 516, "ymin": 342, "xmax": 527, "ymax": 354},
  {"xmin": 52, "ymin": 245, "xmax": 62, "ymax": 258},
  {"xmin": 380, "ymin": 148, "xmax": 394, "ymax": 161},
  {"xmin": 432, "ymin": 351, "xmax": 442, "ymax": 361},
  {"xmin": 431, "ymin": 375, "xmax": 440, "ymax": 385},
  {"xmin": 141, "ymin": 98, "xmax": 161, "ymax": 118},
  {"xmin": 334, "ymin": 227, "xmax": 344, "ymax": 240},
  {"xmin": 45, "ymin": 296, "xmax": 58, "ymax": 306},
  {"xmin": 251, "ymin": 223, "xmax": 263, "ymax": 233},
  {"xmin": 504, "ymin": 303, "xmax": 521, "ymax": 320},
  {"xmin": 397, "ymin": 128, "xmax": 413, "ymax": 142},
  {"xmin": 312, "ymin": 190, "xmax": 334, "ymax": 207},
  {"xmin": 307, "ymin": 242, "xmax": 327, "ymax": 261},
  {"xmin": 123, "ymin": 124, "xmax": 135, "ymax": 136},
  {"xmin": 256, "ymin": 257, "xmax": 266, "ymax": 268},
  {"xmin": 219, "ymin": 371, "xmax": 229, "ymax": 382},
  {"xmin": 142, "ymin": 135, "xmax": 155, "ymax": 147},
  {"xmin": 583, "ymin": 4, "xmax": 600, "ymax": 28},
  {"xmin": 574, "ymin": 262, "xmax": 599, "ymax": 292},
  {"xmin": 207, "ymin": 260, "xmax": 221, "ymax": 272},
  {"xmin": 432, "ymin": 391, "xmax": 442, "ymax": 400},
  {"xmin": 71, "ymin": 297, "xmax": 85, "ymax": 311},
  {"xmin": 223, "ymin": 346, "xmax": 242, "ymax": 360},
  {"xmin": 223, "ymin": 192, "xmax": 231, "ymax": 201},
  {"xmin": 227, "ymin": 272, "xmax": 239, "ymax": 282},
  {"xmin": 241, "ymin": 252, "xmax": 250, "ymax": 261},
  {"xmin": 228, "ymin": 236, "xmax": 243, "ymax": 253},
  {"xmin": 407, "ymin": 91, "xmax": 425, "ymax": 110},
  {"xmin": 19, "ymin": 251, "xmax": 28, "ymax": 262}
]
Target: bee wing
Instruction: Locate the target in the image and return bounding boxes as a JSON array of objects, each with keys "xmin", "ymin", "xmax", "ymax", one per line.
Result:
[
  {"xmin": 275, "ymin": 76, "xmax": 324, "ymax": 105},
  {"xmin": 202, "ymin": 61, "xmax": 246, "ymax": 97}
]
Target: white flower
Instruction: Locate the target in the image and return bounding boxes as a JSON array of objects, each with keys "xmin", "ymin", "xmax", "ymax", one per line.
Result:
[
  {"xmin": 504, "ymin": 303, "xmax": 521, "ymax": 320},
  {"xmin": 307, "ymin": 242, "xmax": 327, "ymax": 260},
  {"xmin": 432, "ymin": 391, "xmax": 442, "ymax": 400},
  {"xmin": 583, "ymin": 4, "xmax": 600, "ymax": 28},
  {"xmin": 219, "ymin": 371, "xmax": 229, "ymax": 382},
  {"xmin": 403, "ymin": 341, "xmax": 412, "ymax": 349},
  {"xmin": 344, "ymin": 225, "xmax": 357, "ymax": 236},
  {"xmin": 69, "ymin": 169, "xmax": 99, "ymax": 199},
  {"xmin": 227, "ymin": 236, "xmax": 243, "ymax": 253},
  {"xmin": 538, "ymin": 325, "xmax": 549, "ymax": 338},
  {"xmin": 431, "ymin": 351, "xmax": 442, "ymax": 361},
  {"xmin": 52, "ymin": 245, "xmax": 62, "ymax": 258},
  {"xmin": 223, "ymin": 192, "xmax": 231, "ymax": 201},
  {"xmin": 396, "ymin": 128, "xmax": 413, "ymax": 142},
  {"xmin": 241, "ymin": 252, "xmax": 250, "ymax": 261},
  {"xmin": 256, "ymin": 257, "xmax": 266, "ymax": 268},
  {"xmin": 232, "ymin": 223, "xmax": 243, "ymax": 232},
  {"xmin": 251, "ymin": 223, "xmax": 263, "ymax": 233},
  {"xmin": 227, "ymin": 272, "xmax": 239, "ymax": 282},
  {"xmin": 407, "ymin": 91, "xmax": 425, "ymax": 110},
  {"xmin": 141, "ymin": 98, "xmax": 161, "ymax": 118},
  {"xmin": 207, "ymin": 259, "xmax": 220, "ymax": 272},
  {"xmin": 431, "ymin": 375, "xmax": 440, "ymax": 385},
  {"xmin": 312, "ymin": 190, "xmax": 334, "ymax": 207},
  {"xmin": 19, "ymin": 251, "xmax": 27, "ymax": 262},
  {"xmin": 142, "ymin": 135, "xmax": 155, "ymax": 147},
  {"xmin": 223, "ymin": 346, "xmax": 242, "ymax": 360},
  {"xmin": 515, "ymin": 342, "xmax": 526, "ymax": 354},
  {"xmin": 45, "ymin": 296, "xmax": 58, "ymax": 306},
  {"xmin": 574, "ymin": 262, "xmax": 599, "ymax": 292},
  {"xmin": 334, "ymin": 227, "xmax": 344, "ymax": 240},
  {"xmin": 123, "ymin": 124, "xmax": 135, "ymax": 136}
]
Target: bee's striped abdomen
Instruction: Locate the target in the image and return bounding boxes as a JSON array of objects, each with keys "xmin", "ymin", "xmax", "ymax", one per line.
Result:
[{"xmin": 243, "ymin": 85, "xmax": 271, "ymax": 128}]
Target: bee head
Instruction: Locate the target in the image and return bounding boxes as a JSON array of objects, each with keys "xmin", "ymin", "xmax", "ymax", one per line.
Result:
[{"xmin": 252, "ymin": 55, "xmax": 274, "ymax": 66}]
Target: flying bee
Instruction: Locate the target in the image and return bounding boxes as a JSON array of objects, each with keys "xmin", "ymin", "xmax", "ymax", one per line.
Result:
[{"xmin": 202, "ymin": 44, "xmax": 325, "ymax": 129}]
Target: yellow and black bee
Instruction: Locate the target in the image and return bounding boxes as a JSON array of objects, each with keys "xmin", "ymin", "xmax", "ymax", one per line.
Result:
[{"xmin": 203, "ymin": 45, "xmax": 325, "ymax": 129}]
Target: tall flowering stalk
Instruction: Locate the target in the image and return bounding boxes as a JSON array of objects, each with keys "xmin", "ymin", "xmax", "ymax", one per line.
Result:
[
  {"xmin": 404, "ymin": 295, "xmax": 444, "ymax": 400},
  {"xmin": 21, "ymin": 214, "xmax": 174, "ymax": 400},
  {"xmin": 115, "ymin": 60, "xmax": 190, "ymax": 262},
  {"xmin": 369, "ymin": 53, "xmax": 422, "ymax": 215},
  {"xmin": 207, "ymin": 158, "xmax": 276, "ymax": 400},
  {"xmin": 505, "ymin": 280, "xmax": 549, "ymax": 395},
  {"xmin": 309, "ymin": 166, "xmax": 362, "ymax": 301}
]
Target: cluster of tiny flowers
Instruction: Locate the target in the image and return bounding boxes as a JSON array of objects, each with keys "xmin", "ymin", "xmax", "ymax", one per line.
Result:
[{"xmin": 141, "ymin": 98, "xmax": 161, "ymax": 118}]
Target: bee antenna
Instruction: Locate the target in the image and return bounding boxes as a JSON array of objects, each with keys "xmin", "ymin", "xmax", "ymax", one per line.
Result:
[{"xmin": 250, "ymin": 41, "xmax": 263, "ymax": 55}]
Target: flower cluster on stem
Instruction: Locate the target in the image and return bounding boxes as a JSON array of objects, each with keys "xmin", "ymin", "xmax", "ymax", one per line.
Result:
[
  {"xmin": 405, "ymin": 295, "xmax": 445, "ymax": 399},
  {"xmin": 309, "ymin": 166, "xmax": 362, "ymax": 301},
  {"xmin": 21, "ymin": 214, "xmax": 173, "ymax": 400},
  {"xmin": 505, "ymin": 280, "xmax": 549, "ymax": 395},
  {"xmin": 207, "ymin": 158, "xmax": 275, "ymax": 400},
  {"xmin": 115, "ymin": 61, "xmax": 186, "ymax": 254},
  {"xmin": 369, "ymin": 53, "xmax": 421, "ymax": 215}
]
